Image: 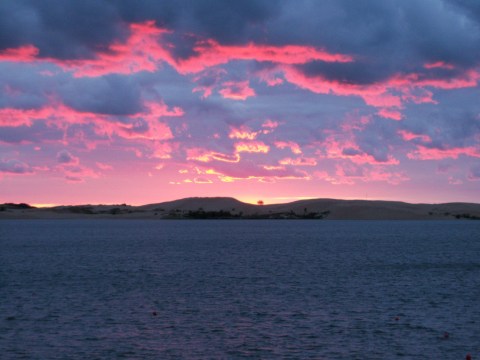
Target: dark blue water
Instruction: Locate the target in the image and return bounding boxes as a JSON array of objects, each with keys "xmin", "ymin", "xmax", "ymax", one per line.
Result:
[{"xmin": 1, "ymin": 220, "xmax": 479, "ymax": 359}]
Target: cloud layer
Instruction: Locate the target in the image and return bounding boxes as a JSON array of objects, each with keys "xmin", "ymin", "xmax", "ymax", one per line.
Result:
[{"xmin": 1, "ymin": 0, "xmax": 480, "ymax": 204}]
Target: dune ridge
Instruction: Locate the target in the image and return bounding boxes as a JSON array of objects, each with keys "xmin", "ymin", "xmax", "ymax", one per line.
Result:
[{"xmin": 1, "ymin": 197, "xmax": 480, "ymax": 220}]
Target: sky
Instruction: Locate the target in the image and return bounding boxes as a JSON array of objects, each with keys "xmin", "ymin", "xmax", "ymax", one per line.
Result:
[{"xmin": 1, "ymin": 0, "xmax": 480, "ymax": 206}]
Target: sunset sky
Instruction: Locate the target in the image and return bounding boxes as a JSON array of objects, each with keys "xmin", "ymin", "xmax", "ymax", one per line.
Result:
[{"xmin": 1, "ymin": 0, "xmax": 480, "ymax": 205}]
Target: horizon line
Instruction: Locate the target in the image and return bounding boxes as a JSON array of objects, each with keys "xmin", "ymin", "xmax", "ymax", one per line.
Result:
[{"xmin": 2, "ymin": 196, "xmax": 478, "ymax": 208}]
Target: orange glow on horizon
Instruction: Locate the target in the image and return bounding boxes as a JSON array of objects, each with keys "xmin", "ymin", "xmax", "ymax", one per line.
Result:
[{"xmin": 30, "ymin": 203, "xmax": 58, "ymax": 208}]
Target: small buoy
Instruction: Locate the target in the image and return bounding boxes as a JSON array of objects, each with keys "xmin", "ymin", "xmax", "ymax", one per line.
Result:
[
  {"xmin": 394, "ymin": 316, "xmax": 400, "ymax": 321},
  {"xmin": 466, "ymin": 354, "xmax": 471, "ymax": 360},
  {"xmin": 152, "ymin": 311, "xmax": 157, "ymax": 316},
  {"xmin": 443, "ymin": 331, "xmax": 449, "ymax": 339}
]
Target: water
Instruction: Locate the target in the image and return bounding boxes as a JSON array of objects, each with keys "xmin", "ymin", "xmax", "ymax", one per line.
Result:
[{"xmin": 1, "ymin": 220, "xmax": 479, "ymax": 359}]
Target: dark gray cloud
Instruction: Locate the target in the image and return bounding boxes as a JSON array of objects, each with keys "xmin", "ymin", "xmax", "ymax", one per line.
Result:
[
  {"xmin": 115, "ymin": 0, "xmax": 273, "ymax": 46},
  {"xmin": 0, "ymin": 0, "xmax": 124, "ymax": 58},
  {"xmin": 0, "ymin": 158, "xmax": 33, "ymax": 174},
  {"xmin": 447, "ymin": 0, "xmax": 480, "ymax": 25},
  {"xmin": 342, "ymin": 148, "xmax": 363, "ymax": 156},
  {"xmin": 355, "ymin": 119, "xmax": 401, "ymax": 162},
  {"xmin": 0, "ymin": 0, "xmax": 272, "ymax": 59},
  {"xmin": 56, "ymin": 150, "xmax": 77, "ymax": 164},
  {"xmin": 267, "ymin": 0, "xmax": 403, "ymax": 50},
  {"xmin": 0, "ymin": 122, "xmax": 63, "ymax": 143},
  {"xmin": 0, "ymin": 63, "xmax": 57, "ymax": 109},
  {"xmin": 284, "ymin": 0, "xmax": 480, "ymax": 85},
  {"xmin": 297, "ymin": 60, "xmax": 394, "ymax": 85},
  {"xmin": 60, "ymin": 75, "xmax": 143, "ymax": 115},
  {"xmin": 403, "ymin": 106, "xmax": 480, "ymax": 150},
  {"xmin": 0, "ymin": 65, "xmax": 144, "ymax": 115},
  {"xmin": 2, "ymin": 0, "xmax": 480, "ymax": 85}
]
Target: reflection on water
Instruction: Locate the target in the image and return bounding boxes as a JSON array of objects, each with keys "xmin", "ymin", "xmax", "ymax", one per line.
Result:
[{"xmin": 1, "ymin": 220, "xmax": 479, "ymax": 359}]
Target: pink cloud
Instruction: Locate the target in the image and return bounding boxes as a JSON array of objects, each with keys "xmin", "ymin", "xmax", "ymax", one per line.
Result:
[
  {"xmin": 262, "ymin": 119, "xmax": 279, "ymax": 129},
  {"xmin": 424, "ymin": 61, "xmax": 455, "ymax": 70},
  {"xmin": 0, "ymin": 103, "xmax": 96, "ymax": 130},
  {"xmin": 401, "ymin": 88, "xmax": 437, "ymax": 104},
  {"xmin": 0, "ymin": 45, "xmax": 39, "ymax": 62},
  {"xmin": 175, "ymin": 40, "xmax": 353, "ymax": 74},
  {"xmin": 317, "ymin": 135, "xmax": 399, "ymax": 165},
  {"xmin": 349, "ymin": 153, "xmax": 399, "ymax": 166},
  {"xmin": 1, "ymin": 22, "xmax": 352, "ymax": 79},
  {"xmin": 258, "ymin": 65, "xmax": 480, "ymax": 119},
  {"xmin": 54, "ymin": 151, "xmax": 99, "ymax": 182},
  {"xmin": 1, "ymin": 99, "xmax": 182, "ymax": 145},
  {"xmin": 367, "ymin": 168, "xmax": 410, "ymax": 185},
  {"xmin": 151, "ymin": 142, "xmax": 175, "ymax": 159},
  {"xmin": 280, "ymin": 65, "xmax": 401, "ymax": 107},
  {"xmin": 274, "ymin": 141, "xmax": 302, "ymax": 154},
  {"xmin": 229, "ymin": 126, "xmax": 259, "ymax": 140},
  {"xmin": 0, "ymin": 22, "xmax": 174, "ymax": 77},
  {"xmin": 186, "ymin": 148, "xmax": 240, "ymax": 163},
  {"xmin": 314, "ymin": 170, "xmax": 336, "ymax": 182},
  {"xmin": 116, "ymin": 101, "xmax": 182, "ymax": 141},
  {"xmin": 327, "ymin": 163, "xmax": 409, "ymax": 185},
  {"xmin": 0, "ymin": 106, "xmax": 57, "ymax": 127},
  {"xmin": 52, "ymin": 21, "xmax": 174, "ymax": 78},
  {"xmin": 192, "ymin": 85, "xmax": 213, "ymax": 99},
  {"xmin": 377, "ymin": 108, "xmax": 402, "ymax": 121},
  {"xmin": 411, "ymin": 70, "xmax": 480, "ymax": 90},
  {"xmin": 255, "ymin": 67, "xmax": 285, "ymax": 86},
  {"xmin": 218, "ymin": 80, "xmax": 255, "ymax": 100},
  {"xmin": 340, "ymin": 114, "xmax": 371, "ymax": 132},
  {"xmin": 209, "ymin": 152, "xmax": 241, "ymax": 162},
  {"xmin": 202, "ymin": 161, "xmax": 310, "ymax": 183},
  {"xmin": 234, "ymin": 141, "xmax": 270, "ymax": 153},
  {"xmin": 388, "ymin": 70, "xmax": 480, "ymax": 90},
  {"xmin": 262, "ymin": 165, "xmax": 286, "ymax": 171},
  {"xmin": 279, "ymin": 157, "xmax": 317, "ymax": 166},
  {"xmin": 407, "ymin": 145, "xmax": 480, "ymax": 160},
  {"xmin": 185, "ymin": 141, "xmax": 271, "ymax": 168},
  {"xmin": 192, "ymin": 68, "xmax": 227, "ymax": 98},
  {"xmin": 193, "ymin": 177, "xmax": 213, "ymax": 184},
  {"xmin": 398, "ymin": 130, "xmax": 432, "ymax": 143},
  {"xmin": 140, "ymin": 101, "xmax": 184, "ymax": 119},
  {"xmin": 62, "ymin": 165, "xmax": 99, "ymax": 183}
]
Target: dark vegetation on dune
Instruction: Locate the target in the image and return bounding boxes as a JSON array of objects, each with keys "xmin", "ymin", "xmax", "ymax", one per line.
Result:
[
  {"xmin": 0, "ymin": 203, "xmax": 36, "ymax": 211},
  {"xmin": 174, "ymin": 208, "xmax": 331, "ymax": 220}
]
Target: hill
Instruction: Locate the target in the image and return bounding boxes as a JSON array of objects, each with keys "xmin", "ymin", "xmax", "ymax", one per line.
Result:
[{"xmin": 1, "ymin": 197, "xmax": 480, "ymax": 220}]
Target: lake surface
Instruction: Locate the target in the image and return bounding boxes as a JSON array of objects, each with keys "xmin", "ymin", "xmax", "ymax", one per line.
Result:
[{"xmin": 1, "ymin": 220, "xmax": 479, "ymax": 359}]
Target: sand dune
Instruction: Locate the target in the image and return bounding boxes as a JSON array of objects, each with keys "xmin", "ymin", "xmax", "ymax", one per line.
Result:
[{"xmin": 1, "ymin": 197, "xmax": 480, "ymax": 220}]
